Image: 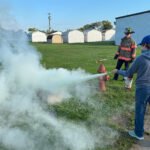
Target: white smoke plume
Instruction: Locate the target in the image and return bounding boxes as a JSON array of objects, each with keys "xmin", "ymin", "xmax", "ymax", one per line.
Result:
[{"xmin": 0, "ymin": 4, "xmax": 118, "ymax": 150}]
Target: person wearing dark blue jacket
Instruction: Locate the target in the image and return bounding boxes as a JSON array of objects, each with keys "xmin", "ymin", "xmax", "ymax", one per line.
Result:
[{"xmin": 112, "ymin": 35, "xmax": 150, "ymax": 140}]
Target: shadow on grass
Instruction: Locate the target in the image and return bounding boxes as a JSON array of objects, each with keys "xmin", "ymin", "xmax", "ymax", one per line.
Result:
[{"xmin": 105, "ymin": 130, "xmax": 135, "ymax": 150}]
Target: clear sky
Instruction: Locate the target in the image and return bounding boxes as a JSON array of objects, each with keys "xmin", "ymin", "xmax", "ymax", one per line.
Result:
[{"xmin": 2, "ymin": 0, "xmax": 150, "ymax": 32}]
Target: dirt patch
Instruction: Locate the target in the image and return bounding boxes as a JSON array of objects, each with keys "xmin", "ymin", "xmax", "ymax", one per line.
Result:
[
  {"xmin": 130, "ymin": 107, "xmax": 150, "ymax": 150},
  {"xmin": 111, "ymin": 112, "xmax": 131, "ymax": 129}
]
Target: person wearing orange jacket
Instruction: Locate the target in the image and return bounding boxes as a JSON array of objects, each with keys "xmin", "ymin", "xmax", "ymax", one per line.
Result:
[{"xmin": 113, "ymin": 27, "xmax": 137, "ymax": 80}]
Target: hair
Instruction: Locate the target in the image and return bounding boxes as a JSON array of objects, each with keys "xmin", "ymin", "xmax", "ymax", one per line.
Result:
[
  {"xmin": 145, "ymin": 44, "xmax": 150, "ymax": 49},
  {"xmin": 125, "ymin": 32, "xmax": 130, "ymax": 35},
  {"xmin": 125, "ymin": 33, "xmax": 131, "ymax": 37}
]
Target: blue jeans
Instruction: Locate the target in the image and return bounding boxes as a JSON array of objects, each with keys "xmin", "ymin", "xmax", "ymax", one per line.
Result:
[{"xmin": 134, "ymin": 86, "xmax": 150, "ymax": 137}]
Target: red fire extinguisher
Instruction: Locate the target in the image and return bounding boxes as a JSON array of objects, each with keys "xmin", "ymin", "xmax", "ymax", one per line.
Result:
[{"xmin": 97, "ymin": 63, "xmax": 110, "ymax": 91}]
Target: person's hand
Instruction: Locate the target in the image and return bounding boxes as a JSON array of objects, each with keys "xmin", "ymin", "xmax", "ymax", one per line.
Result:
[
  {"xmin": 114, "ymin": 54, "xmax": 118, "ymax": 59},
  {"xmin": 130, "ymin": 57, "xmax": 135, "ymax": 63},
  {"xmin": 129, "ymin": 59, "xmax": 133, "ymax": 63},
  {"xmin": 111, "ymin": 69, "xmax": 118, "ymax": 74}
]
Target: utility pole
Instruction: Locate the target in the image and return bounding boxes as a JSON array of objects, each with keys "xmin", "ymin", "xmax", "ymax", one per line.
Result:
[{"xmin": 48, "ymin": 13, "xmax": 51, "ymax": 32}]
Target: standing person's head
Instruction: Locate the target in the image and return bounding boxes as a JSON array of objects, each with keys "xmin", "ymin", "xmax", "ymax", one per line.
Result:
[
  {"xmin": 124, "ymin": 27, "xmax": 135, "ymax": 38},
  {"xmin": 139, "ymin": 35, "xmax": 150, "ymax": 51}
]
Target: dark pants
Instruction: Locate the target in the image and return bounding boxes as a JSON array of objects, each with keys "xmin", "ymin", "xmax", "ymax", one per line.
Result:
[
  {"xmin": 113, "ymin": 59, "xmax": 130, "ymax": 80},
  {"xmin": 135, "ymin": 86, "xmax": 150, "ymax": 137}
]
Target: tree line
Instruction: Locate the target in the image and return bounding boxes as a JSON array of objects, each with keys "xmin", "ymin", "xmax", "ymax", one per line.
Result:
[{"xmin": 28, "ymin": 20, "xmax": 113, "ymax": 33}]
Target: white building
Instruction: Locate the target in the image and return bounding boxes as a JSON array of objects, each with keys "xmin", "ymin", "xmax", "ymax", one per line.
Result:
[
  {"xmin": 31, "ymin": 31, "xmax": 47, "ymax": 42},
  {"xmin": 62, "ymin": 30, "xmax": 84, "ymax": 43},
  {"xmin": 84, "ymin": 29, "xmax": 102, "ymax": 42},
  {"xmin": 115, "ymin": 10, "xmax": 150, "ymax": 45},
  {"xmin": 104, "ymin": 29, "xmax": 115, "ymax": 41}
]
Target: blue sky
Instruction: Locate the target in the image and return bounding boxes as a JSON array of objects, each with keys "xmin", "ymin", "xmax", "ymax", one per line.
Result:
[{"xmin": 2, "ymin": 0, "xmax": 150, "ymax": 31}]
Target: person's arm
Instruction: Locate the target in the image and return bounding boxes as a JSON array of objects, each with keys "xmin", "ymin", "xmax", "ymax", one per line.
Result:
[
  {"xmin": 114, "ymin": 46, "xmax": 120, "ymax": 59},
  {"xmin": 131, "ymin": 40, "xmax": 137, "ymax": 60},
  {"xmin": 114, "ymin": 39, "xmax": 122, "ymax": 59},
  {"xmin": 117, "ymin": 69, "xmax": 127, "ymax": 76},
  {"xmin": 112, "ymin": 57, "xmax": 139, "ymax": 77},
  {"xmin": 119, "ymin": 58, "xmax": 139, "ymax": 77}
]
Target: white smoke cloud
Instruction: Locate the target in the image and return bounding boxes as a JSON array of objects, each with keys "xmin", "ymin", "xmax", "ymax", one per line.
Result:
[{"xmin": 0, "ymin": 4, "xmax": 119, "ymax": 150}]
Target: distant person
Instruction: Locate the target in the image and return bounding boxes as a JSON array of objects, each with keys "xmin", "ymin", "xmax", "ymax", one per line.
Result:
[
  {"xmin": 112, "ymin": 35, "xmax": 150, "ymax": 140},
  {"xmin": 113, "ymin": 27, "xmax": 137, "ymax": 80}
]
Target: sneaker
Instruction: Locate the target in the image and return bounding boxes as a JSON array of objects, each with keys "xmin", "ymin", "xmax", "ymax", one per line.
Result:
[{"xmin": 128, "ymin": 130, "xmax": 144, "ymax": 140}]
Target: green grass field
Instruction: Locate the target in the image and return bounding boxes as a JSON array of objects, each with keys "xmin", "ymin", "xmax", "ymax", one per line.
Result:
[{"xmin": 33, "ymin": 42, "xmax": 141, "ymax": 150}]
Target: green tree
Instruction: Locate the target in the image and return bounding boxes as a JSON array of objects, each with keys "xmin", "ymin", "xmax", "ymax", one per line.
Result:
[
  {"xmin": 79, "ymin": 21, "xmax": 101, "ymax": 31},
  {"xmin": 28, "ymin": 28, "xmax": 38, "ymax": 32},
  {"xmin": 101, "ymin": 20, "xmax": 113, "ymax": 31},
  {"xmin": 79, "ymin": 20, "xmax": 113, "ymax": 32}
]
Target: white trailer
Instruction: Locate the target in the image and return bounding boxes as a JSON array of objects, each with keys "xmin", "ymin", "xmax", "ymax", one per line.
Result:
[
  {"xmin": 62, "ymin": 30, "xmax": 84, "ymax": 43},
  {"xmin": 32, "ymin": 31, "xmax": 47, "ymax": 42},
  {"xmin": 84, "ymin": 29, "xmax": 102, "ymax": 42}
]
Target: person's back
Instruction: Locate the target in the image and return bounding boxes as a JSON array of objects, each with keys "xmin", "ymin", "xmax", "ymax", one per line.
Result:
[{"xmin": 134, "ymin": 51, "xmax": 150, "ymax": 87}]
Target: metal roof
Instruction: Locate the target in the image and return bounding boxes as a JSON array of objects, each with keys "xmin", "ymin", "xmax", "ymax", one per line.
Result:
[{"xmin": 116, "ymin": 10, "xmax": 150, "ymax": 19}]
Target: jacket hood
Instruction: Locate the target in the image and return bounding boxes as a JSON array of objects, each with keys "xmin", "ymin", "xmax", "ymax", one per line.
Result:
[{"xmin": 141, "ymin": 50, "xmax": 150, "ymax": 60}]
